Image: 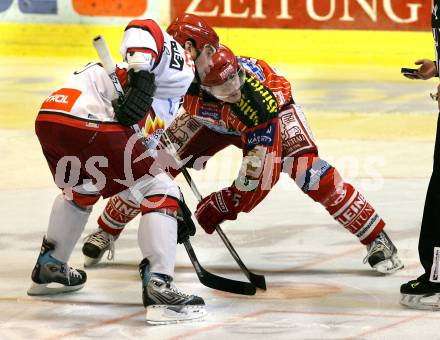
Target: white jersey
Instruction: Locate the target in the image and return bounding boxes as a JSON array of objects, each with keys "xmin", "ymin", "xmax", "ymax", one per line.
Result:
[
  {"xmin": 120, "ymin": 19, "xmax": 195, "ymax": 100},
  {"xmin": 39, "ymin": 19, "xmax": 194, "ymax": 126}
]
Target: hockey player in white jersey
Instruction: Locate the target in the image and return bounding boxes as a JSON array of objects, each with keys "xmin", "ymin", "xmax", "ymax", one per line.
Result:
[{"xmin": 28, "ymin": 14, "xmax": 219, "ymax": 324}]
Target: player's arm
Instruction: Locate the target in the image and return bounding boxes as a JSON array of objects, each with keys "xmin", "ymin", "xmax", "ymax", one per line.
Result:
[
  {"xmin": 114, "ymin": 19, "xmax": 162, "ymax": 126},
  {"xmin": 195, "ymin": 118, "xmax": 282, "ymax": 233},
  {"xmin": 257, "ymin": 58, "xmax": 294, "ymax": 105}
]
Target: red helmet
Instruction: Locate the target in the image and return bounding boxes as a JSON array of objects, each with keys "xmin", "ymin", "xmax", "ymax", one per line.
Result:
[
  {"xmin": 166, "ymin": 13, "xmax": 219, "ymax": 50},
  {"xmin": 201, "ymin": 45, "xmax": 245, "ymax": 100},
  {"xmin": 202, "ymin": 45, "xmax": 239, "ymax": 87}
]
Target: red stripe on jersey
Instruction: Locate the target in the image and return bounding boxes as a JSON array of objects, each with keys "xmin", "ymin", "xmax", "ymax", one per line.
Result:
[
  {"xmin": 183, "ymin": 95, "xmax": 202, "ymax": 117},
  {"xmin": 256, "ymin": 58, "xmax": 292, "ymax": 106},
  {"xmin": 125, "ymin": 19, "xmax": 164, "ymax": 64},
  {"xmin": 36, "ymin": 112, "xmax": 130, "ymax": 132},
  {"xmin": 64, "ymin": 190, "xmax": 100, "ymax": 208},
  {"xmin": 140, "ymin": 195, "xmax": 179, "ymax": 214}
]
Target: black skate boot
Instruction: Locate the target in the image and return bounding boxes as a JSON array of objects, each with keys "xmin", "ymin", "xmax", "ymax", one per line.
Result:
[
  {"xmin": 82, "ymin": 229, "xmax": 115, "ymax": 267},
  {"xmin": 401, "ymin": 274, "xmax": 440, "ymax": 310},
  {"xmin": 363, "ymin": 231, "xmax": 404, "ymax": 274},
  {"xmin": 27, "ymin": 237, "xmax": 87, "ymax": 296},
  {"xmin": 139, "ymin": 258, "xmax": 206, "ymax": 324}
]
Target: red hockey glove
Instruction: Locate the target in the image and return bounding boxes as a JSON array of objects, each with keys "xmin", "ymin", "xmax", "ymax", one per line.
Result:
[{"xmin": 195, "ymin": 189, "xmax": 238, "ymax": 234}]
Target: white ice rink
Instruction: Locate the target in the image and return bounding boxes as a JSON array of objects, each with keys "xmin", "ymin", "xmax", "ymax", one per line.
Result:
[{"xmin": 1, "ymin": 58, "xmax": 440, "ymax": 339}]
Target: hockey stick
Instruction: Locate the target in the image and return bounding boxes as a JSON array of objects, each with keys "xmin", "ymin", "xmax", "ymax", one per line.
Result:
[
  {"xmin": 93, "ymin": 35, "xmax": 256, "ymax": 295},
  {"xmin": 183, "ymin": 240, "xmax": 255, "ymax": 295},
  {"xmin": 162, "ymin": 133, "xmax": 267, "ymax": 291}
]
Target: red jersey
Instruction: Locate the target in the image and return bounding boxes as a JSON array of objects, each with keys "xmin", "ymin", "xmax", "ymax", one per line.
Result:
[{"xmin": 183, "ymin": 57, "xmax": 293, "ymax": 213}]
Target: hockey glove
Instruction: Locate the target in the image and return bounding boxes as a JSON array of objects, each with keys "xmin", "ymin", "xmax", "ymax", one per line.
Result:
[
  {"xmin": 195, "ymin": 188, "xmax": 238, "ymax": 234},
  {"xmin": 115, "ymin": 69, "xmax": 156, "ymax": 126},
  {"xmin": 176, "ymin": 193, "xmax": 196, "ymax": 244}
]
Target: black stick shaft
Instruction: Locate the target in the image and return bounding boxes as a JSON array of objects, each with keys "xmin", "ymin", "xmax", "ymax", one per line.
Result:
[{"xmin": 180, "ymin": 167, "xmax": 266, "ymax": 290}]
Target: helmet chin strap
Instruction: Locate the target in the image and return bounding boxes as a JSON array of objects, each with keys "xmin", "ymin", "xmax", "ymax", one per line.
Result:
[
  {"xmin": 195, "ymin": 48, "xmax": 202, "ymax": 59},
  {"xmin": 195, "ymin": 70, "xmax": 202, "ymax": 84},
  {"xmin": 194, "ymin": 47, "xmax": 209, "ymax": 84}
]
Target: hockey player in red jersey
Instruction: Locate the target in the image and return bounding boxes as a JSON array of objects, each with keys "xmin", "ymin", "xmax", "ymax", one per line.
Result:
[
  {"xmin": 84, "ymin": 45, "xmax": 403, "ymax": 275},
  {"xmin": 190, "ymin": 45, "xmax": 403, "ymax": 273},
  {"xmin": 28, "ymin": 14, "xmax": 219, "ymax": 324}
]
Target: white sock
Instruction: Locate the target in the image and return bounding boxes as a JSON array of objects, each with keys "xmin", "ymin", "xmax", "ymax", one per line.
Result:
[
  {"xmin": 138, "ymin": 212, "xmax": 177, "ymax": 278},
  {"xmin": 46, "ymin": 194, "xmax": 91, "ymax": 263}
]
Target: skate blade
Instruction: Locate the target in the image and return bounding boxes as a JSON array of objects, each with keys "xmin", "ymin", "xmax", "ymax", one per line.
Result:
[
  {"xmin": 27, "ymin": 281, "xmax": 85, "ymax": 296},
  {"xmin": 400, "ymin": 293, "xmax": 440, "ymax": 310},
  {"xmin": 373, "ymin": 254, "xmax": 404, "ymax": 274},
  {"xmin": 146, "ymin": 305, "xmax": 207, "ymax": 325},
  {"xmin": 83, "ymin": 255, "xmax": 103, "ymax": 268}
]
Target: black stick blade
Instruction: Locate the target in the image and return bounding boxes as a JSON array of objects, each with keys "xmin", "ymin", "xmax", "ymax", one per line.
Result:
[
  {"xmin": 198, "ymin": 268, "xmax": 256, "ymax": 295},
  {"xmin": 184, "ymin": 241, "xmax": 256, "ymax": 296},
  {"xmin": 249, "ymin": 272, "xmax": 267, "ymax": 290}
]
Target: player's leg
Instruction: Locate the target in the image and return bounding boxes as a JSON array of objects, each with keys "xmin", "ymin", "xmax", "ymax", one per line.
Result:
[
  {"xmin": 285, "ymin": 153, "xmax": 403, "ymax": 273},
  {"xmin": 28, "ymin": 188, "xmax": 99, "ymax": 296},
  {"xmin": 401, "ymin": 113, "xmax": 440, "ymax": 309},
  {"xmin": 82, "ymin": 194, "xmax": 140, "ymax": 267},
  {"xmin": 280, "ymin": 104, "xmax": 402, "ymax": 274},
  {"xmin": 29, "ymin": 120, "xmax": 101, "ymax": 295},
  {"xmin": 127, "ymin": 172, "xmax": 206, "ymax": 324},
  {"xmin": 89, "ymin": 124, "xmax": 207, "ymax": 323}
]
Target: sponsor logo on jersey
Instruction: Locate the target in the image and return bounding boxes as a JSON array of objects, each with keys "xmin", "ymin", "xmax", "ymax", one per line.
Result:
[
  {"xmin": 200, "ymin": 108, "xmax": 221, "ymax": 120},
  {"xmin": 232, "ymin": 74, "xmax": 279, "ymax": 127},
  {"xmin": 238, "ymin": 57, "xmax": 265, "ymax": 81},
  {"xmin": 40, "ymin": 88, "xmax": 82, "ymax": 113},
  {"xmin": 203, "ymin": 122, "xmax": 241, "ymax": 136},
  {"xmin": 169, "ymin": 40, "xmax": 184, "ymax": 71},
  {"xmin": 273, "ymin": 91, "xmax": 286, "ymax": 106},
  {"xmin": 143, "ymin": 111, "xmax": 166, "ymax": 137},
  {"xmin": 245, "ymin": 122, "xmax": 276, "ymax": 147},
  {"xmin": 47, "ymin": 95, "xmax": 69, "ymax": 104}
]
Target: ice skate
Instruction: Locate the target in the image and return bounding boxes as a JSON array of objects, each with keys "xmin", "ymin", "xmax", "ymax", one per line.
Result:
[
  {"xmin": 82, "ymin": 229, "xmax": 115, "ymax": 267},
  {"xmin": 401, "ymin": 274, "xmax": 440, "ymax": 310},
  {"xmin": 27, "ymin": 237, "xmax": 87, "ymax": 296},
  {"xmin": 363, "ymin": 231, "xmax": 403, "ymax": 274},
  {"xmin": 139, "ymin": 258, "xmax": 207, "ymax": 325}
]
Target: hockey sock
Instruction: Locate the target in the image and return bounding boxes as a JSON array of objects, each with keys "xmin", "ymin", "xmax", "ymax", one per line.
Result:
[
  {"xmin": 289, "ymin": 154, "xmax": 385, "ymax": 245},
  {"xmin": 46, "ymin": 194, "xmax": 91, "ymax": 262},
  {"xmin": 98, "ymin": 195, "xmax": 141, "ymax": 236},
  {"xmin": 138, "ymin": 212, "xmax": 177, "ymax": 277},
  {"xmin": 322, "ymin": 181, "xmax": 385, "ymax": 245}
]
